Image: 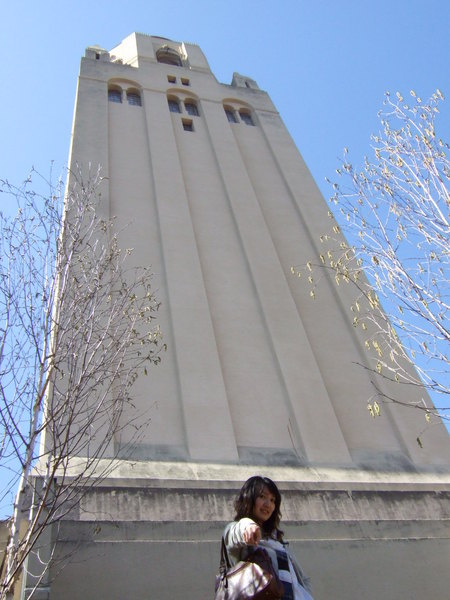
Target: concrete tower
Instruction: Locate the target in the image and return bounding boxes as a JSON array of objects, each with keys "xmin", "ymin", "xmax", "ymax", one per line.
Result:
[{"xmin": 27, "ymin": 34, "xmax": 449, "ymax": 599}]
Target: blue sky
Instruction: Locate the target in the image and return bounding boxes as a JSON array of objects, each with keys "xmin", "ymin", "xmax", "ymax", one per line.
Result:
[
  {"xmin": 1, "ymin": 0, "xmax": 449, "ymax": 427},
  {"xmin": 2, "ymin": 0, "xmax": 449, "ymax": 196}
]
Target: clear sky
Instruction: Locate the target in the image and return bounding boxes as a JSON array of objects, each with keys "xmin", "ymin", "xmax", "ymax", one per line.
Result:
[
  {"xmin": 2, "ymin": 0, "xmax": 449, "ymax": 195},
  {"xmin": 1, "ymin": 0, "xmax": 449, "ymax": 423}
]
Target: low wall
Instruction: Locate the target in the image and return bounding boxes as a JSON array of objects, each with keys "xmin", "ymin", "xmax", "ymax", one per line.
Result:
[{"xmin": 20, "ymin": 464, "xmax": 450, "ymax": 599}]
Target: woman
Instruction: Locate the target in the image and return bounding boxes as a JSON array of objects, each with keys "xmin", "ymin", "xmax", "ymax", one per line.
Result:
[{"xmin": 223, "ymin": 476, "xmax": 313, "ymax": 600}]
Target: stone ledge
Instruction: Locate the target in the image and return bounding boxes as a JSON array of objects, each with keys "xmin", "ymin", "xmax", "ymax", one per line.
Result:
[
  {"xmin": 45, "ymin": 458, "xmax": 450, "ymax": 491},
  {"xmin": 69, "ymin": 485, "xmax": 450, "ymax": 522},
  {"xmin": 55, "ymin": 518, "xmax": 450, "ymax": 543}
]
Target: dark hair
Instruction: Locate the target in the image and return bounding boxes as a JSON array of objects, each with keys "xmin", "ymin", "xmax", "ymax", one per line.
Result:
[{"xmin": 234, "ymin": 476, "xmax": 283, "ymax": 540}]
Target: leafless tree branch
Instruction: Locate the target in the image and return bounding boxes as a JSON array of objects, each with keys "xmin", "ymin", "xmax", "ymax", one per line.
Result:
[
  {"xmin": 292, "ymin": 90, "xmax": 449, "ymax": 425},
  {"xmin": 0, "ymin": 166, "xmax": 164, "ymax": 598}
]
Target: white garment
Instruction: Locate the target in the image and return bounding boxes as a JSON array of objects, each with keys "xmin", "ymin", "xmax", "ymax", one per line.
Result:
[
  {"xmin": 223, "ymin": 519, "xmax": 313, "ymax": 598},
  {"xmin": 292, "ymin": 578, "xmax": 314, "ymax": 600},
  {"xmin": 259, "ymin": 537, "xmax": 314, "ymax": 600}
]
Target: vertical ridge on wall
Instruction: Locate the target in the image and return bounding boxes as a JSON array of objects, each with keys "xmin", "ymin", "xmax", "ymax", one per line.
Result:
[{"xmin": 201, "ymin": 99, "xmax": 352, "ymax": 465}]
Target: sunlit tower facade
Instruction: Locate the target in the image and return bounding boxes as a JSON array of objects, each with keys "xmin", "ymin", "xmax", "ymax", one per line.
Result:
[{"xmin": 26, "ymin": 34, "xmax": 450, "ymax": 600}]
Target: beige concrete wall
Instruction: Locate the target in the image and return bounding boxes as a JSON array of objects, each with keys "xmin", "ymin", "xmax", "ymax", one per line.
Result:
[
  {"xmin": 42, "ymin": 472, "xmax": 450, "ymax": 600},
  {"xmin": 29, "ymin": 33, "xmax": 450, "ymax": 600},
  {"xmin": 51, "ymin": 33, "xmax": 450, "ymax": 471},
  {"xmin": 49, "ymin": 532, "xmax": 450, "ymax": 600}
]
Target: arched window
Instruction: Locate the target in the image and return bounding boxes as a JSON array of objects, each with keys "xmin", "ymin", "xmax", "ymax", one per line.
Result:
[
  {"xmin": 127, "ymin": 91, "xmax": 142, "ymax": 106},
  {"xmin": 185, "ymin": 101, "xmax": 199, "ymax": 116},
  {"xmin": 168, "ymin": 97, "xmax": 181, "ymax": 113},
  {"xmin": 239, "ymin": 110, "xmax": 254, "ymax": 126},
  {"xmin": 108, "ymin": 88, "xmax": 122, "ymax": 103},
  {"xmin": 224, "ymin": 106, "xmax": 237, "ymax": 123},
  {"xmin": 157, "ymin": 47, "xmax": 182, "ymax": 66}
]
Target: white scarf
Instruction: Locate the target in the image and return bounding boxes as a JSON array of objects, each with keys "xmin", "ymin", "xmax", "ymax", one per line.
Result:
[{"xmin": 259, "ymin": 538, "xmax": 313, "ymax": 600}]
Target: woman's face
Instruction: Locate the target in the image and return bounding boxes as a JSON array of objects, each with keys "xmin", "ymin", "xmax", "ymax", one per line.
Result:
[{"xmin": 252, "ymin": 485, "xmax": 276, "ymax": 524}]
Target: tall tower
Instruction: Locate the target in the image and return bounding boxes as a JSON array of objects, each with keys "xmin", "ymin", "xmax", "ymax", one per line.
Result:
[{"xmin": 28, "ymin": 34, "xmax": 449, "ymax": 599}]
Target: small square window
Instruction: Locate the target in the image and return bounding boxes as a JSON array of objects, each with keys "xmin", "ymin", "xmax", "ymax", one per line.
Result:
[
  {"xmin": 168, "ymin": 99, "xmax": 181, "ymax": 113},
  {"xmin": 240, "ymin": 112, "xmax": 254, "ymax": 126},
  {"xmin": 127, "ymin": 92, "xmax": 142, "ymax": 106},
  {"xmin": 167, "ymin": 75, "xmax": 176, "ymax": 83},
  {"xmin": 185, "ymin": 102, "xmax": 199, "ymax": 116},
  {"xmin": 181, "ymin": 78, "xmax": 190, "ymax": 86},
  {"xmin": 108, "ymin": 89, "xmax": 122, "ymax": 103},
  {"xmin": 182, "ymin": 119, "xmax": 194, "ymax": 131},
  {"xmin": 225, "ymin": 109, "xmax": 237, "ymax": 123}
]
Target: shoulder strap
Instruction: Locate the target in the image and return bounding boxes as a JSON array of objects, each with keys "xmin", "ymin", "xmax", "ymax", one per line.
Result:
[{"xmin": 220, "ymin": 536, "xmax": 232, "ymax": 573}]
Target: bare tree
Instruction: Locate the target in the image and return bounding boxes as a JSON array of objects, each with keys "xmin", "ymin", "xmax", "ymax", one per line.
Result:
[
  {"xmin": 292, "ymin": 90, "xmax": 449, "ymax": 423},
  {"xmin": 0, "ymin": 167, "xmax": 163, "ymax": 598}
]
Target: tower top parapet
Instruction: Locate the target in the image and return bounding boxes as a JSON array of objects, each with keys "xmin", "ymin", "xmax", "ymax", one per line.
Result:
[{"xmin": 85, "ymin": 32, "xmax": 212, "ymax": 72}]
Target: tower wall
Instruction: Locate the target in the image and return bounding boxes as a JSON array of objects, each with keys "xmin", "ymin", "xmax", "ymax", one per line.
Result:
[
  {"xmin": 60, "ymin": 32, "xmax": 450, "ymax": 469},
  {"xmin": 27, "ymin": 33, "xmax": 450, "ymax": 600}
]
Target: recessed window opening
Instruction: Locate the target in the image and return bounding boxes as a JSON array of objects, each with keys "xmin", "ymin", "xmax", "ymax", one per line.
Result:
[
  {"xmin": 240, "ymin": 110, "xmax": 254, "ymax": 126},
  {"xmin": 181, "ymin": 77, "xmax": 190, "ymax": 86},
  {"xmin": 182, "ymin": 119, "xmax": 194, "ymax": 131},
  {"xmin": 185, "ymin": 102, "xmax": 199, "ymax": 116},
  {"xmin": 168, "ymin": 98, "xmax": 181, "ymax": 113},
  {"xmin": 108, "ymin": 88, "xmax": 122, "ymax": 103},
  {"xmin": 224, "ymin": 107, "xmax": 237, "ymax": 123},
  {"xmin": 157, "ymin": 47, "xmax": 182, "ymax": 66},
  {"xmin": 127, "ymin": 91, "xmax": 142, "ymax": 106},
  {"xmin": 167, "ymin": 75, "xmax": 176, "ymax": 83}
]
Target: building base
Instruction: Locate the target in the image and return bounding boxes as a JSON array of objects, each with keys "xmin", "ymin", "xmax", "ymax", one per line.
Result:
[{"xmin": 20, "ymin": 462, "xmax": 450, "ymax": 599}]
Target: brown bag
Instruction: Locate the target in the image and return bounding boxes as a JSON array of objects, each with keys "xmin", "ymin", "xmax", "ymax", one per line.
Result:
[{"xmin": 215, "ymin": 538, "xmax": 284, "ymax": 599}]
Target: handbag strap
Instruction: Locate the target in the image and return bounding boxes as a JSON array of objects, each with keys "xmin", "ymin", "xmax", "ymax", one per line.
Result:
[{"xmin": 220, "ymin": 536, "xmax": 232, "ymax": 573}]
